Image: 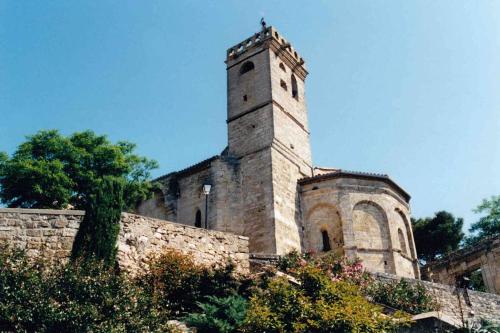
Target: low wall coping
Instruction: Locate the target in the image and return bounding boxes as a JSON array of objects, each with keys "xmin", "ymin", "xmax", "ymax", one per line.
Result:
[
  {"xmin": 121, "ymin": 212, "xmax": 250, "ymax": 240},
  {"xmin": 0, "ymin": 208, "xmax": 85, "ymax": 215}
]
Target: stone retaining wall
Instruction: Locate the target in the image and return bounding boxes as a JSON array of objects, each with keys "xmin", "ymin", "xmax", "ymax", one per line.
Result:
[
  {"xmin": 0, "ymin": 208, "xmax": 250, "ymax": 273},
  {"xmin": 374, "ymin": 272, "xmax": 500, "ymax": 326},
  {"xmin": 0, "ymin": 208, "xmax": 84, "ymax": 260},
  {"xmin": 117, "ymin": 212, "xmax": 249, "ymax": 273}
]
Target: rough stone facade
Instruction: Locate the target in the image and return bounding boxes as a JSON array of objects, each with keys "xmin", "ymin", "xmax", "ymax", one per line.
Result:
[
  {"xmin": 375, "ymin": 272, "xmax": 500, "ymax": 327},
  {"xmin": 137, "ymin": 26, "xmax": 420, "ymax": 278},
  {"xmin": 0, "ymin": 208, "xmax": 250, "ymax": 273},
  {"xmin": 422, "ymin": 236, "xmax": 500, "ymax": 295}
]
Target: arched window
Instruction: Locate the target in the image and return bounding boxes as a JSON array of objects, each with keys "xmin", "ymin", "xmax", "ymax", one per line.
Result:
[
  {"xmin": 398, "ymin": 228, "xmax": 407, "ymax": 255},
  {"xmin": 239, "ymin": 61, "xmax": 254, "ymax": 75},
  {"xmin": 279, "ymin": 63, "xmax": 286, "ymax": 72},
  {"xmin": 396, "ymin": 209, "xmax": 416, "ymax": 260},
  {"xmin": 291, "ymin": 74, "xmax": 298, "ymax": 100},
  {"xmin": 195, "ymin": 209, "xmax": 202, "ymax": 228},
  {"xmin": 321, "ymin": 230, "xmax": 331, "ymax": 252}
]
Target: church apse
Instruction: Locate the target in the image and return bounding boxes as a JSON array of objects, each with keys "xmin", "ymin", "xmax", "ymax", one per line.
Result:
[{"xmin": 299, "ymin": 170, "xmax": 419, "ymax": 278}]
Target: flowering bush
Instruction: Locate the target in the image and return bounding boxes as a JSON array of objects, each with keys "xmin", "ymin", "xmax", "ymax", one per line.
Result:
[
  {"xmin": 311, "ymin": 254, "xmax": 372, "ymax": 288},
  {"xmin": 276, "ymin": 251, "xmax": 437, "ymax": 317},
  {"xmin": 367, "ymin": 278, "xmax": 438, "ymax": 314},
  {"xmin": 277, "ymin": 251, "xmax": 372, "ymax": 287}
]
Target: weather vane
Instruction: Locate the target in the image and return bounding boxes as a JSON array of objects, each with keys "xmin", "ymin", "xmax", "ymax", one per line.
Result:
[{"xmin": 260, "ymin": 17, "xmax": 267, "ymax": 30}]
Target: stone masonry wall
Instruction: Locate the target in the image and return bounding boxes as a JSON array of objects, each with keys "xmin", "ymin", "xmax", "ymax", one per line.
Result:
[
  {"xmin": 0, "ymin": 208, "xmax": 84, "ymax": 261},
  {"xmin": 0, "ymin": 208, "xmax": 250, "ymax": 273},
  {"xmin": 118, "ymin": 213, "xmax": 249, "ymax": 273},
  {"xmin": 375, "ymin": 272, "xmax": 500, "ymax": 326}
]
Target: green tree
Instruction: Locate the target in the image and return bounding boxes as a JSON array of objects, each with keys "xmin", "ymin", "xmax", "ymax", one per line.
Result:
[
  {"xmin": 71, "ymin": 176, "xmax": 124, "ymax": 265},
  {"xmin": 412, "ymin": 211, "xmax": 464, "ymax": 262},
  {"xmin": 464, "ymin": 195, "xmax": 500, "ymax": 246},
  {"xmin": 0, "ymin": 130, "xmax": 158, "ymax": 210}
]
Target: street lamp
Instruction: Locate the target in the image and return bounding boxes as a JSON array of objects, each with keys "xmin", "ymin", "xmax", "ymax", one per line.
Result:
[{"xmin": 202, "ymin": 184, "xmax": 211, "ymax": 229}]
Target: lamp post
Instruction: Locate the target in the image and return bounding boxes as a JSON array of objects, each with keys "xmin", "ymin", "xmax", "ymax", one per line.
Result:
[{"xmin": 202, "ymin": 184, "xmax": 211, "ymax": 229}]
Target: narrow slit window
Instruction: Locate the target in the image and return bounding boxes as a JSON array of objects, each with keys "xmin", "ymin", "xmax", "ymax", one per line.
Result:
[
  {"xmin": 321, "ymin": 230, "xmax": 331, "ymax": 252},
  {"xmin": 398, "ymin": 228, "xmax": 408, "ymax": 255},
  {"xmin": 279, "ymin": 63, "xmax": 286, "ymax": 72},
  {"xmin": 291, "ymin": 74, "xmax": 298, "ymax": 100}
]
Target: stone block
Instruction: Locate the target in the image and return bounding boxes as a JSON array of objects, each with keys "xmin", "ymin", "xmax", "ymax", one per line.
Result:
[
  {"xmin": 26, "ymin": 229, "xmax": 43, "ymax": 237},
  {"xmin": 53, "ymin": 219, "xmax": 68, "ymax": 228}
]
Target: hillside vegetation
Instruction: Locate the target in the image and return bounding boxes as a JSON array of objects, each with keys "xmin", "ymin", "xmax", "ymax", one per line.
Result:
[{"xmin": 0, "ymin": 246, "xmax": 440, "ymax": 333}]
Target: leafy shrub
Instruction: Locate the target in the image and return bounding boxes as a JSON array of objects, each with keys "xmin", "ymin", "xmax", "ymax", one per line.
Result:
[
  {"xmin": 199, "ymin": 261, "xmax": 243, "ymax": 299},
  {"xmin": 137, "ymin": 249, "xmax": 242, "ymax": 318},
  {"xmin": 0, "ymin": 245, "xmax": 176, "ymax": 332},
  {"xmin": 0, "ymin": 246, "xmax": 48, "ymax": 332},
  {"xmin": 138, "ymin": 249, "xmax": 204, "ymax": 318},
  {"xmin": 241, "ymin": 266, "xmax": 410, "ymax": 333},
  {"xmin": 367, "ymin": 278, "xmax": 438, "ymax": 314},
  {"xmin": 276, "ymin": 249, "xmax": 307, "ymax": 272},
  {"xmin": 184, "ymin": 295, "xmax": 248, "ymax": 333}
]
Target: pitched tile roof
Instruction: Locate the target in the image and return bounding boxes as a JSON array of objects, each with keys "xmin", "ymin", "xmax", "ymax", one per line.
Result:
[
  {"xmin": 154, "ymin": 155, "xmax": 220, "ymax": 182},
  {"xmin": 298, "ymin": 169, "xmax": 411, "ymax": 202}
]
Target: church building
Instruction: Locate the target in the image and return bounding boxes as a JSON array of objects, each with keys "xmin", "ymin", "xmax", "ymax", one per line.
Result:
[{"xmin": 138, "ymin": 25, "xmax": 419, "ymax": 279}]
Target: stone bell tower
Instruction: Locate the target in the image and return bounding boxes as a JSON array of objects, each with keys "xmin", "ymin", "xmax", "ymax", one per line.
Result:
[{"xmin": 225, "ymin": 24, "xmax": 313, "ymax": 254}]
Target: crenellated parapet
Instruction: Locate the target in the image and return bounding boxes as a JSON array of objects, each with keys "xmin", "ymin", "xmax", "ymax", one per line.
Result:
[{"xmin": 226, "ymin": 26, "xmax": 308, "ymax": 81}]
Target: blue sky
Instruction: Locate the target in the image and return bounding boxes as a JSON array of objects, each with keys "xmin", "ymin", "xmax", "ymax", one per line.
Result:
[{"xmin": 1, "ymin": 1, "xmax": 499, "ymax": 231}]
